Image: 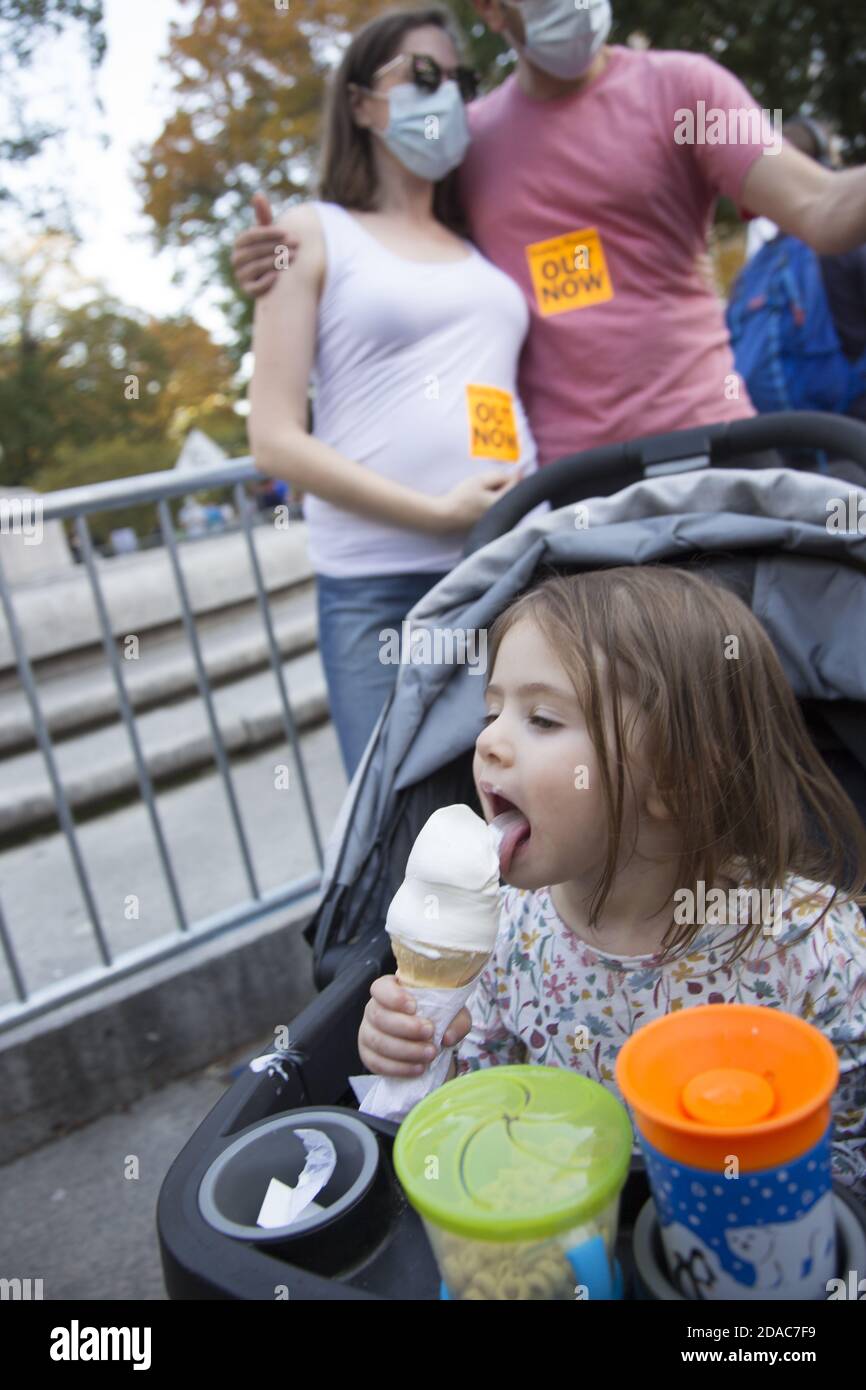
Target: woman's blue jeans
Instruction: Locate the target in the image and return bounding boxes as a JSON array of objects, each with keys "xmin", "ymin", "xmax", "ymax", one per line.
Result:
[{"xmin": 315, "ymin": 569, "xmax": 450, "ymax": 781}]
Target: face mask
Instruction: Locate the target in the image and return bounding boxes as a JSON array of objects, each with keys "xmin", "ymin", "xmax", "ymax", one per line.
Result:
[
  {"xmin": 366, "ymin": 80, "xmax": 471, "ymax": 181},
  {"xmin": 510, "ymin": 0, "xmax": 613, "ymax": 82}
]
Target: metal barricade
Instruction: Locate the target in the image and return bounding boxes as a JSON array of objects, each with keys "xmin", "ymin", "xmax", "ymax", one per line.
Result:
[{"xmin": 0, "ymin": 460, "xmax": 324, "ymax": 1032}]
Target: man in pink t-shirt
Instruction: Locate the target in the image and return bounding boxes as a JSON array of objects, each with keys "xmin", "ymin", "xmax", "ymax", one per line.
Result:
[
  {"xmin": 462, "ymin": 1, "xmax": 866, "ymax": 464},
  {"xmin": 457, "ymin": 24, "xmax": 763, "ymax": 462}
]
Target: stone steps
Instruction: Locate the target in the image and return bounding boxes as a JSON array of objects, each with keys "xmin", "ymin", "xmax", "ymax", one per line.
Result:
[
  {"xmin": 0, "ymin": 639, "xmax": 330, "ymax": 839},
  {"xmin": 0, "ymin": 583, "xmax": 318, "ymax": 754}
]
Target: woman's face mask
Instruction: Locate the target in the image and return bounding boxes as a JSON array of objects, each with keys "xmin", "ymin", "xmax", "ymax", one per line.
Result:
[
  {"xmin": 361, "ymin": 78, "xmax": 471, "ymax": 181},
  {"xmin": 507, "ymin": 0, "xmax": 613, "ymax": 82}
]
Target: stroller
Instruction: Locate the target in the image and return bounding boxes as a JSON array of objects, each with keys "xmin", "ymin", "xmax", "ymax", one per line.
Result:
[{"xmin": 158, "ymin": 412, "xmax": 866, "ymax": 1300}]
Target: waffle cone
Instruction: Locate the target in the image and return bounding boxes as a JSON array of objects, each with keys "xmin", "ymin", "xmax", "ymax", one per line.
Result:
[{"xmin": 392, "ymin": 939, "xmax": 489, "ymax": 988}]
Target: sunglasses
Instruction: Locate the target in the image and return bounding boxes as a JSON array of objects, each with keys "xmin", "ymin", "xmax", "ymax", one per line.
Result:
[{"xmin": 371, "ymin": 52, "xmax": 479, "ymax": 103}]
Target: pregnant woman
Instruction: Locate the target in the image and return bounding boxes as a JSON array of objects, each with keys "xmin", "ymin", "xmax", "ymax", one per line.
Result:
[{"xmin": 247, "ymin": 7, "xmax": 538, "ymax": 780}]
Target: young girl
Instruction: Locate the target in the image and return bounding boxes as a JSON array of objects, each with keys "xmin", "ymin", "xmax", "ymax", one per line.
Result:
[{"xmin": 358, "ymin": 565, "xmax": 866, "ymax": 1197}]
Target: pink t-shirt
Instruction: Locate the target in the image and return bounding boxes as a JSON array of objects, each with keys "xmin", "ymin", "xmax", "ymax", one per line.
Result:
[{"xmin": 458, "ymin": 46, "xmax": 775, "ymax": 466}]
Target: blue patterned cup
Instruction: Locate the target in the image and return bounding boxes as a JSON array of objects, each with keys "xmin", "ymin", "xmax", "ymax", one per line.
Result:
[{"xmin": 641, "ymin": 1127, "xmax": 835, "ymax": 1299}]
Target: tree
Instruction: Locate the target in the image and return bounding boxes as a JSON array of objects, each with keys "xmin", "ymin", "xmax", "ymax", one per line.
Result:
[
  {"xmin": 0, "ymin": 1, "xmax": 106, "ymax": 217},
  {"xmin": 612, "ymin": 1, "xmax": 866, "ymax": 162},
  {"xmin": 0, "ymin": 0, "xmax": 104, "ymax": 66},
  {"xmin": 136, "ymin": 0, "xmax": 385, "ymax": 351},
  {"xmin": 0, "ymin": 230, "xmax": 90, "ymax": 484},
  {"xmin": 33, "ymin": 435, "xmax": 180, "ymax": 548},
  {"xmin": 450, "ymin": 0, "xmax": 513, "ymax": 86},
  {"xmin": 0, "ymin": 232, "xmax": 245, "ymax": 487},
  {"xmin": 137, "ymin": 0, "xmax": 369, "ymax": 248}
]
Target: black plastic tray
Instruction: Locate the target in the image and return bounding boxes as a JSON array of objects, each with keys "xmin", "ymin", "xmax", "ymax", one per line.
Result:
[{"xmin": 158, "ymin": 1073, "xmax": 652, "ymax": 1301}]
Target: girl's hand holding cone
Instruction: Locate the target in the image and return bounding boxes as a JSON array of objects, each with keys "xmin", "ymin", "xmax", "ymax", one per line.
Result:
[{"xmin": 358, "ymin": 974, "xmax": 472, "ymax": 1078}]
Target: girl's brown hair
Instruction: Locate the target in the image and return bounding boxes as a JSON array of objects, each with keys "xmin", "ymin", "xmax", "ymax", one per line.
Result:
[
  {"xmin": 486, "ymin": 565, "xmax": 866, "ymax": 966},
  {"xmin": 318, "ymin": 6, "xmax": 469, "ymax": 235}
]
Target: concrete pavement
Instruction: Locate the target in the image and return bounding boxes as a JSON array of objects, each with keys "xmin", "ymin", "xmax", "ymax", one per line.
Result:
[{"xmin": 0, "ymin": 1035, "xmax": 272, "ymax": 1300}]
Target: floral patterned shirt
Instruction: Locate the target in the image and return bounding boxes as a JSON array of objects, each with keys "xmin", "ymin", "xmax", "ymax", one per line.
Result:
[{"xmin": 454, "ymin": 877, "xmax": 866, "ymax": 1199}]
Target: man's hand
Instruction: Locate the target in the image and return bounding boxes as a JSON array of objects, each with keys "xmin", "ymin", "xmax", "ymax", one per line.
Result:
[{"xmin": 231, "ymin": 192, "xmax": 300, "ymax": 297}]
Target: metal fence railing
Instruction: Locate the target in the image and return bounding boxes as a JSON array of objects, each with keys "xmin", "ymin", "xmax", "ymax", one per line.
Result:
[{"xmin": 0, "ymin": 459, "xmax": 324, "ymax": 1033}]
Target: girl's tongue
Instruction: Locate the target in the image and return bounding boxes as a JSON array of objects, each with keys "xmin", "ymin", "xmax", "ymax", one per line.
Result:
[{"xmin": 490, "ymin": 808, "xmax": 532, "ymax": 876}]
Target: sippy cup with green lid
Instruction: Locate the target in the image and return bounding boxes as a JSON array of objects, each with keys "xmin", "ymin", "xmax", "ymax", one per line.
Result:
[{"xmin": 392, "ymin": 1065, "xmax": 633, "ymax": 1300}]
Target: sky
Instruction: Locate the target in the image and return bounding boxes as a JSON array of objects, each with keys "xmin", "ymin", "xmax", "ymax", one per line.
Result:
[{"xmin": 5, "ymin": 0, "xmax": 231, "ymax": 341}]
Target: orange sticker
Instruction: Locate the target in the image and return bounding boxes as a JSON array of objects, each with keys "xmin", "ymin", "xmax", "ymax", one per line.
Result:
[
  {"xmin": 525, "ymin": 227, "xmax": 614, "ymax": 317},
  {"xmin": 466, "ymin": 384, "xmax": 521, "ymax": 462}
]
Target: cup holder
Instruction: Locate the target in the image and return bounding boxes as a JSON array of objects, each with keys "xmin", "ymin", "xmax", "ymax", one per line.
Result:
[
  {"xmin": 632, "ymin": 1182, "xmax": 866, "ymax": 1301},
  {"xmin": 198, "ymin": 1108, "xmax": 398, "ymax": 1278}
]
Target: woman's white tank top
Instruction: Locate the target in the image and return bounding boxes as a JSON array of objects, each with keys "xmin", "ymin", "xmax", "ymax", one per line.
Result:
[{"xmin": 304, "ymin": 200, "xmax": 539, "ymax": 577}]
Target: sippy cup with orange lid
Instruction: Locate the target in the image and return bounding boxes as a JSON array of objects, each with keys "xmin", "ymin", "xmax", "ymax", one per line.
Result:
[{"xmin": 616, "ymin": 1003, "xmax": 839, "ymax": 1299}]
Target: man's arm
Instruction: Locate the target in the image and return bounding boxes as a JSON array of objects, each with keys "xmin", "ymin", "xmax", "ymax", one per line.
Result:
[{"xmin": 739, "ymin": 143, "xmax": 866, "ymax": 255}]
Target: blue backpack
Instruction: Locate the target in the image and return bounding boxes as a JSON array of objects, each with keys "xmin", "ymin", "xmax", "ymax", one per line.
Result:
[{"xmin": 726, "ymin": 234, "xmax": 866, "ymax": 414}]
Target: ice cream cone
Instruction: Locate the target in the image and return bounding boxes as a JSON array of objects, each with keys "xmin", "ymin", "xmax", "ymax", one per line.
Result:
[
  {"xmin": 386, "ymin": 805, "xmax": 502, "ymax": 989},
  {"xmin": 392, "ymin": 939, "xmax": 490, "ymax": 989}
]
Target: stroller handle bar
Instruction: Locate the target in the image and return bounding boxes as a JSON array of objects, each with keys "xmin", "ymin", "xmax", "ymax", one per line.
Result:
[{"xmin": 463, "ymin": 411, "xmax": 866, "ymax": 557}]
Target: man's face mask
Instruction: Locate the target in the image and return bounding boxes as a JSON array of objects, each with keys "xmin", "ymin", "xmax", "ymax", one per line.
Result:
[{"xmin": 507, "ymin": 0, "xmax": 613, "ymax": 82}]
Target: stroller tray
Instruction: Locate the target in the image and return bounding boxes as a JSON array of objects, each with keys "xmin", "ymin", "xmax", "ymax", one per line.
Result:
[
  {"xmin": 160, "ymin": 1089, "xmax": 652, "ymax": 1300},
  {"xmin": 159, "ymin": 1088, "xmax": 866, "ymax": 1300}
]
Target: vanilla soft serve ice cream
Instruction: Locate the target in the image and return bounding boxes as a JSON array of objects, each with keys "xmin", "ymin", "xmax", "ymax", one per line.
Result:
[
  {"xmin": 386, "ymin": 804, "xmax": 501, "ymax": 959},
  {"xmin": 351, "ymin": 804, "xmax": 503, "ymax": 1120}
]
